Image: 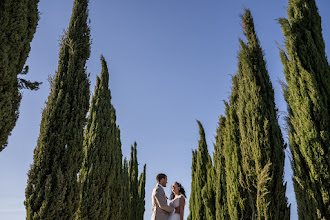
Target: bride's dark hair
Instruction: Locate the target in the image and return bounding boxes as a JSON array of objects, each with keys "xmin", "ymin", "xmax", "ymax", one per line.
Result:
[{"xmin": 169, "ymin": 182, "xmax": 186, "ymax": 200}]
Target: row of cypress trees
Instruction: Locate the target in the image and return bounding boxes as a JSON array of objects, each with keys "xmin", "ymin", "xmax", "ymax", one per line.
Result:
[
  {"xmin": 0, "ymin": 0, "xmax": 41, "ymax": 152},
  {"xmin": 24, "ymin": 0, "xmax": 146, "ymax": 219},
  {"xmin": 121, "ymin": 148, "xmax": 147, "ymax": 220},
  {"xmin": 189, "ymin": 9, "xmax": 290, "ymax": 220},
  {"xmin": 188, "ymin": 0, "xmax": 329, "ymax": 219}
]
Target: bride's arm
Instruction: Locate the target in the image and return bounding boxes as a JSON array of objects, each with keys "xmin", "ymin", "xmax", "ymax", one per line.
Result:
[{"xmin": 179, "ymin": 196, "xmax": 185, "ymax": 220}]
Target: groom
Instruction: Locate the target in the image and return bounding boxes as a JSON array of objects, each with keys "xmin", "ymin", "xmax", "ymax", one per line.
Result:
[{"xmin": 151, "ymin": 173, "xmax": 179, "ymax": 220}]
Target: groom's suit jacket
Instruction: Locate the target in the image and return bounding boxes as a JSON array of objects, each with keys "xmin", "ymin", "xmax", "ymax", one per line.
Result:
[{"xmin": 151, "ymin": 184, "xmax": 174, "ymax": 220}]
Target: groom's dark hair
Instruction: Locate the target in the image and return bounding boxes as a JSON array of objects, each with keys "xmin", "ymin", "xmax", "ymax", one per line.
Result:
[{"xmin": 156, "ymin": 173, "xmax": 167, "ymax": 182}]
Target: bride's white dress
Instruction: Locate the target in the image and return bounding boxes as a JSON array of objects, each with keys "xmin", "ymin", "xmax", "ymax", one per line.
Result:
[{"xmin": 168, "ymin": 195, "xmax": 185, "ymax": 220}]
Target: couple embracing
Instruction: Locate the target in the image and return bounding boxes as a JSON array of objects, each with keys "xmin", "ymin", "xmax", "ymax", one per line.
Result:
[{"xmin": 151, "ymin": 173, "xmax": 186, "ymax": 220}]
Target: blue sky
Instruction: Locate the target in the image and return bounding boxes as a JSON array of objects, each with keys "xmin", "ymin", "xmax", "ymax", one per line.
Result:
[{"xmin": 0, "ymin": 0, "xmax": 329, "ymax": 219}]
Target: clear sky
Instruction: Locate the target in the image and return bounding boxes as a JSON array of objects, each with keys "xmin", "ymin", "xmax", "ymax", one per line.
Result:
[{"xmin": 0, "ymin": 0, "xmax": 329, "ymax": 219}]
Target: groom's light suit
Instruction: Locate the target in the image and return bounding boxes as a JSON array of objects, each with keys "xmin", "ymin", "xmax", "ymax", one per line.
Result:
[{"xmin": 151, "ymin": 184, "xmax": 174, "ymax": 220}]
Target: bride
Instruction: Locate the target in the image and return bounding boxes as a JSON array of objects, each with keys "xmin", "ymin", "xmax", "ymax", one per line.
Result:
[{"xmin": 168, "ymin": 182, "xmax": 186, "ymax": 220}]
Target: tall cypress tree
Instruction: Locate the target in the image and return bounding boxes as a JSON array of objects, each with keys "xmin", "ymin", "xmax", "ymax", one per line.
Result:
[
  {"xmin": 223, "ymin": 75, "xmax": 251, "ymax": 220},
  {"xmin": 76, "ymin": 56, "xmax": 122, "ymax": 219},
  {"xmin": 24, "ymin": 0, "xmax": 90, "ymax": 218},
  {"xmin": 214, "ymin": 115, "xmax": 229, "ymax": 220},
  {"xmin": 138, "ymin": 164, "xmax": 146, "ymax": 220},
  {"xmin": 121, "ymin": 143, "xmax": 146, "ymax": 220},
  {"xmin": 188, "ymin": 121, "xmax": 212, "ymax": 220},
  {"xmin": 236, "ymin": 9, "xmax": 289, "ymax": 219},
  {"xmin": 114, "ymin": 121, "xmax": 124, "ymax": 219},
  {"xmin": 188, "ymin": 150, "xmax": 197, "ymax": 220},
  {"xmin": 129, "ymin": 142, "xmax": 139, "ymax": 220},
  {"xmin": 0, "ymin": 0, "xmax": 41, "ymax": 151},
  {"xmin": 121, "ymin": 158, "xmax": 131, "ymax": 220},
  {"xmin": 279, "ymin": 0, "xmax": 330, "ymax": 218}
]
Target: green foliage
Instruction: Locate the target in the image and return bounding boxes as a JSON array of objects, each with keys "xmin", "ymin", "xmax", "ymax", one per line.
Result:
[
  {"xmin": 223, "ymin": 75, "xmax": 251, "ymax": 220},
  {"xmin": 188, "ymin": 121, "xmax": 212, "ymax": 220},
  {"xmin": 236, "ymin": 9, "xmax": 289, "ymax": 219},
  {"xmin": 214, "ymin": 116, "xmax": 229, "ymax": 220},
  {"xmin": 128, "ymin": 142, "xmax": 146, "ymax": 220},
  {"xmin": 121, "ymin": 158, "xmax": 131, "ymax": 220},
  {"xmin": 0, "ymin": 0, "xmax": 40, "ymax": 151},
  {"xmin": 138, "ymin": 164, "xmax": 147, "ymax": 220},
  {"xmin": 24, "ymin": 0, "xmax": 90, "ymax": 218},
  {"xmin": 129, "ymin": 142, "xmax": 139, "ymax": 220},
  {"xmin": 279, "ymin": 0, "xmax": 330, "ymax": 219},
  {"xmin": 76, "ymin": 56, "xmax": 122, "ymax": 219},
  {"xmin": 188, "ymin": 150, "xmax": 197, "ymax": 220},
  {"xmin": 18, "ymin": 66, "xmax": 42, "ymax": 91},
  {"xmin": 202, "ymin": 164, "xmax": 216, "ymax": 220}
]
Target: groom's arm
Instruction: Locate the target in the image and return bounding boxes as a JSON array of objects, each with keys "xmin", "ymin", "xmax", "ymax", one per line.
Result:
[{"xmin": 154, "ymin": 188, "xmax": 175, "ymax": 213}]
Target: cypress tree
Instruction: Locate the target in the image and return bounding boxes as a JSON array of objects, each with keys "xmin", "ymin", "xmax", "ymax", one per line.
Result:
[
  {"xmin": 188, "ymin": 150, "xmax": 197, "ymax": 220},
  {"xmin": 279, "ymin": 0, "xmax": 330, "ymax": 218},
  {"xmin": 76, "ymin": 56, "xmax": 122, "ymax": 219},
  {"xmin": 188, "ymin": 121, "xmax": 212, "ymax": 220},
  {"xmin": 129, "ymin": 142, "xmax": 139, "ymax": 220},
  {"xmin": 113, "ymin": 125, "xmax": 124, "ymax": 219},
  {"xmin": 236, "ymin": 9, "xmax": 289, "ymax": 219},
  {"xmin": 24, "ymin": 0, "xmax": 90, "ymax": 218},
  {"xmin": 214, "ymin": 115, "xmax": 229, "ymax": 220},
  {"xmin": 0, "ymin": 0, "xmax": 41, "ymax": 151},
  {"xmin": 121, "ymin": 144, "xmax": 146, "ymax": 220},
  {"xmin": 137, "ymin": 164, "xmax": 146, "ymax": 220},
  {"xmin": 223, "ymin": 75, "xmax": 251, "ymax": 220},
  {"xmin": 202, "ymin": 161, "xmax": 216, "ymax": 220},
  {"xmin": 121, "ymin": 158, "xmax": 131, "ymax": 220}
]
